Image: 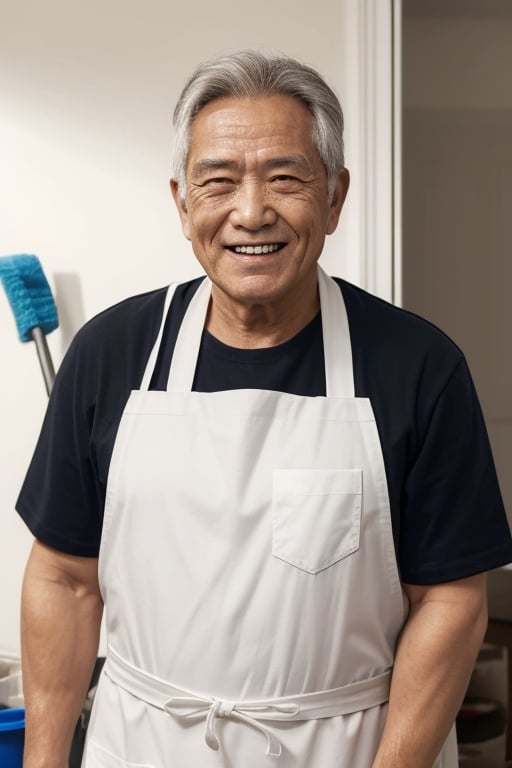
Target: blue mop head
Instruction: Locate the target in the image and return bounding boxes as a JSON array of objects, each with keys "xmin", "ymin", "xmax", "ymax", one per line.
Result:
[{"xmin": 0, "ymin": 254, "xmax": 58, "ymax": 342}]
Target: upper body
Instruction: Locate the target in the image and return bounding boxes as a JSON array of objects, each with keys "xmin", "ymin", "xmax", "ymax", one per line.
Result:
[
  {"xmin": 17, "ymin": 274, "xmax": 512, "ymax": 585},
  {"xmin": 19, "ymin": 50, "xmax": 512, "ymax": 768}
]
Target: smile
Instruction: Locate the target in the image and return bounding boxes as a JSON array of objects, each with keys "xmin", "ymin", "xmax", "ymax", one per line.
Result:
[{"xmin": 230, "ymin": 244, "xmax": 283, "ymax": 255}]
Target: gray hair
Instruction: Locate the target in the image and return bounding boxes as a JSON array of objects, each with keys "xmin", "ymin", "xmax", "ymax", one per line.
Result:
[{"xmin": 172, "ymin": 50, "xmax": 345, "ymax": 200}]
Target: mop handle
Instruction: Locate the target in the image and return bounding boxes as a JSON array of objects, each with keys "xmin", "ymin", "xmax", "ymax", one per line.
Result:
[{"xmin": 31, "ymin": 327, "xmax": 56, "ymax": 396}]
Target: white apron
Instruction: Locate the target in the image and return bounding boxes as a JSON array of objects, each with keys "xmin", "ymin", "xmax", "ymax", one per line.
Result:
[{"xmin": 83, "ymin": 267, "xmax": 458, "ymax": 767}]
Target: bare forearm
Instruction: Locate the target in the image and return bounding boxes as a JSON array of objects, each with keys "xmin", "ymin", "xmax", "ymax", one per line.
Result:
[
  {"xmin": 372, "ymin": 574, "xmax": 488, "ymax": 768},
  {"xmin": 21, "ymin": 542, "xmax": 103, "ymax": 768}
]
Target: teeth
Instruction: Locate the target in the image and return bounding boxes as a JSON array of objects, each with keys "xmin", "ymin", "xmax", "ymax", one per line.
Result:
[{"xmin": 233, "ymin": 244, "xmax": 280, "ymax": 255}]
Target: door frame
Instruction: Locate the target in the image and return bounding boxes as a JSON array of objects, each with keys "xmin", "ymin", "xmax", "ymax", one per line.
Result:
[{"xmin": 339, "ymin": 0, "xmax": 402, "ymax": 304}]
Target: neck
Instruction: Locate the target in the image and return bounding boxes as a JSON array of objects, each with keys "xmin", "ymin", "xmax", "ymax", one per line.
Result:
[{"xmin": 205, "ymin": 283, "xmax": 320, "ymax": 349}]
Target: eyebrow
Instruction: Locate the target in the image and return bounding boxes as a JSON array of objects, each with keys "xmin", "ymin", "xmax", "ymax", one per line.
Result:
[
  {"xmin": 263, "ymin": 155, "xmax": 314, "ymax": 174},
  {"xmin": 191, "ymin": 159, "xmax": 239, "ymax": 176},
  {"xmin": 190, "ymin": 155, "xmax": 315, "ymax": 177}
]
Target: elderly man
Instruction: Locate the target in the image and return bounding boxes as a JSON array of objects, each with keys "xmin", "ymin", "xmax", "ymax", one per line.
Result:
[{"xmin": 19, "ymin": 51, "xmax": 511, "ymax": 768}]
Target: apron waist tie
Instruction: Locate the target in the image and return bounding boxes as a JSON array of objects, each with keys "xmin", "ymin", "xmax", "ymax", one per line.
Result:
[{"xmin": 105, "ymin": 645, "xmax": 392, "ymax": 759}]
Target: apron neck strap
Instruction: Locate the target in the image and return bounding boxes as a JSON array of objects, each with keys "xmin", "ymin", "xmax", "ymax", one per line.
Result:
[
  {"xmin": 166, "ymin": 276, "xmax": 211, "ymax": 392},
  {"xmin": 139, "ymin": 283, "xmax": 179, "ymax": 391},
  {"xmin": 317, "ymin": 266, "xmax": 355, "ymax": 398},
  {"xmin": 143, "ymin": 267, "xmax": 355, "ymax": 398}
]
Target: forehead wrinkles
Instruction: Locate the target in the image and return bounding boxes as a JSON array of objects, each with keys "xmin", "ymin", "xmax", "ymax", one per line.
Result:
[
  {"xmin": 192, "ymin": 99, "xmax": 312, "ymax": 138},
  {"xmin": 188, "ymin": 136, "xmax": 283, "ymax": 177},
  {"xmin": 186, "ymin": 96, "xmax": 319, "ymax": 174},
  {"xmin": 190, "ymin": 125, "xmax": 300, "ymax": 157}
]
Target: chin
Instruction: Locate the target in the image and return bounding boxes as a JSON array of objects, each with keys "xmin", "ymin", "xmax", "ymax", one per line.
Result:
[{"xmin": 220, "ymin": 277, "xmax": 289, "ymax": 306}]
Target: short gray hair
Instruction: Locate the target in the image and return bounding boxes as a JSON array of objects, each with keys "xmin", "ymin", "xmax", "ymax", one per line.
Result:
[{"xmin": 172, "ymin": 50, "xmax": 345, "ymax": 200}]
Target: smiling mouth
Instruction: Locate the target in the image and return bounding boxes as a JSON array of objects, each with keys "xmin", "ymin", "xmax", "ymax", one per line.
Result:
[{"xmin": 227, "ymin": 243, "xmax": 285, "ymax": 255}]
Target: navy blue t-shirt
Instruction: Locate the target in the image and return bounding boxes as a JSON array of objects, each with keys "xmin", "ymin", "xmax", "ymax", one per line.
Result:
[{"xmin": 16, "ymin": 277, "xmax": 512, "ymax": 584}]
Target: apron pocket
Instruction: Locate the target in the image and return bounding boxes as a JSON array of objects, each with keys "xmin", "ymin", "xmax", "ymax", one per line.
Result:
[
  {"xmin": 272, "ymin": 468, "xmax": 362, "ymax": 574},
  {"xmin": 85, "ymin": 740, "xmax": 155, "ymax": 768}
]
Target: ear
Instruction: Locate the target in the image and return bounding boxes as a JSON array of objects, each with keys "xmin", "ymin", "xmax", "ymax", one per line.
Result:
[
  {"xmin": 170, "ymin": 179, "xmax": 191, "ymax": 241},
  {"xmin": 326, "ymin": 168, "xmax": 350, "ymax": 235}
]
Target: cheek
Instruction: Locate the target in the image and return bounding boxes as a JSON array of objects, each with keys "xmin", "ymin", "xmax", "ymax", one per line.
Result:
[
  {"xmin": 186, "ymin": 218, "xmax": 224, "ymax": 261},
  {"xmin": 188, "ymin": 203, "xmax": 226, "ymax": 241},
  {"xmin": 288, "ymin": 211, "xmax": 328, "ymax": 244},
  {"xmin": 277, "ymin": 196, "xmax": 327, "ymax": 228}
]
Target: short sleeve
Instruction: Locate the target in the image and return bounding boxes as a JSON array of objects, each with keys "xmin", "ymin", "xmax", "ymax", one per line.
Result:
[
  {"xmin": 399, "ymin": 357, "xmax": 512, "ymax": 584},
  {"xmin": 16, "ymin": 334, "xmax": 105, "ymax": 556}
]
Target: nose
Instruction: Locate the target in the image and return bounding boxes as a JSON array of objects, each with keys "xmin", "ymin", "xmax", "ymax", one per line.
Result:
[{"xmin": 229, "ymin": 180, "xmax": 277, "ymax": 231}]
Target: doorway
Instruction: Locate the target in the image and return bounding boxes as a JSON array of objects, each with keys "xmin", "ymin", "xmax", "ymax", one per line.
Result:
[{"xmin": 402, "ymin": 0, "xmax": 512, "ymax": 531}]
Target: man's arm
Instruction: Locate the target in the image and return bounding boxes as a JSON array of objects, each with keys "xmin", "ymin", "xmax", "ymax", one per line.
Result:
[
  {"xmin": 21, "ymin": 540, "xmax": 103, "ymax": 768},
  {"xmin": 372, "ymin": 573, "xmax": 487, "ymax": 768}
]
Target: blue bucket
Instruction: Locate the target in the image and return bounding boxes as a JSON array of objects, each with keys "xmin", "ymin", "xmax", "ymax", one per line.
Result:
[{"xmin": 0, "ymin": 708, "xmax": 25, "ymax": 768}]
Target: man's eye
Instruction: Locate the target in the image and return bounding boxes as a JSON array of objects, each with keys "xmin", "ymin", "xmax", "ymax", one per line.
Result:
[
  {"xmin": 271, "ymin": 175, "xmax": 304, "ymax": 186},
  {"xmin": 204, "ymin": 177, "xmax": 234, "ymax": 186}
]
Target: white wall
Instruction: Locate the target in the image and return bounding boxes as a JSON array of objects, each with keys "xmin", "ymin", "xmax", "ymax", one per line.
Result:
[{"xmin": 0, "ymin": 0, "xmax": 374, "ymax": 654}]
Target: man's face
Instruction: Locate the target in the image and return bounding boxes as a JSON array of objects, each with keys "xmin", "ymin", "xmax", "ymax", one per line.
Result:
[{"xmin": 171, "ymin": 94, "xmax": 349, "ymax": 312}]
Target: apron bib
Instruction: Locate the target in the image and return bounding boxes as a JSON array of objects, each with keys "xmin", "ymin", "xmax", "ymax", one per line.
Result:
[{"xmin": 83, "ymin": 267, "xmax": 457, "ymax": 767}]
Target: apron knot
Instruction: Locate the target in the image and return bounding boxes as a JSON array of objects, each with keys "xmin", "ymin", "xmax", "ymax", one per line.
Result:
[
  {"xmin": 164, "ymin": 695, "xmax": 284, "ymax": 758},
  {"xmin": 215, "ymin": 699, "xmax": 235, "ymax": 717}
]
